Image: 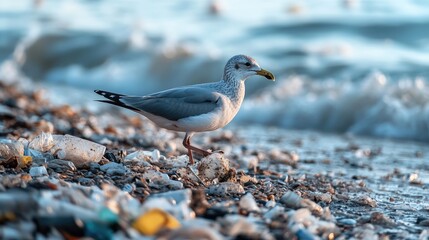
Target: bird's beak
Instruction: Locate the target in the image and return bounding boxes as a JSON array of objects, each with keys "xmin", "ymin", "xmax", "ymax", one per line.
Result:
[{"xmin": 256, "ymin": 69, "xmax": 275, "ymax": 81}]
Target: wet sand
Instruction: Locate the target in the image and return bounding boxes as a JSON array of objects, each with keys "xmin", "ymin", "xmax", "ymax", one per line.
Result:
[{"xmin": 1, "ymin": 81, "xmax": 428, "ymax": 239}]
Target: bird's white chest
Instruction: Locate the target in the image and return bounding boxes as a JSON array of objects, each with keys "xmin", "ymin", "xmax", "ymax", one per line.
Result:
[{"xmin": 176, "ymin": 84, "xmax": 245, "ymax": 132}]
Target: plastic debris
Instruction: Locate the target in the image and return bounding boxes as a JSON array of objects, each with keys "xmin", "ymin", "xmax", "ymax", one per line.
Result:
[
  {"xmin": 0, "ymin": 78, "xmax": 427, "ymax": 239},
  {"xmin": 17, "ymin": 156, "xmax": 32, "ymax": 168},
  {"xmin": 124, "ymin": 150, "xmax": 153, "ymax": 162},
  {"xmin": 50, "ymin": 135, "xmax": 106, "ymax": 167},
  {"xmin": 149, "ymin": 189, "xmax": 192, "ymax": 205},
  {"xmin": 132, "ymin": 208, "xmax": 180, "ymax": 235},
  {"xmin": 142, "ymin": 170, "xmax": 183, "ymax": 189},
  {"xmin": 0, "ymin": 139, "xmax": 24, "ymax": 160},
  {"xmin": 198, "ymin": 153, "xmax": 230, "ymax": 183},
  {"xmin": 28, "ymin": 132, "xmax": 54, "ymax": 152}
]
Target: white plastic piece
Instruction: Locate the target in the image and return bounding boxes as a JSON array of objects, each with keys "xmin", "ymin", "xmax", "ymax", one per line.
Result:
[
  {"xmin": 0, "ymin": 139, "xmax": 24, "ymax": 159},
  {"xmin": 29, "ymin": 132, "xmax": 54, "ymax": 152},
  {"xmin": 50, "ymin": 135, "xmax": 106, "ymax": 167}
]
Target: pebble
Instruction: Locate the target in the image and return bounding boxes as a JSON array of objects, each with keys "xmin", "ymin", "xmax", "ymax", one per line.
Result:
[
  {"xmin": 369, "ymin": 212, "xmax": 395, "ymax": 226},
  {"xmin": 207, "ymin": 182, "xmax": 245, "ymax": 196},
  {"xmin": 295, "ymin": 227, "xmax": 316, "ymax": 240},
  {"xmin": 300, "ymin": 199, "xmax": 323, "ymax": 216},
  {"xmin": 308, "ymin": 192, "xmax": 332, "ymax": 204},
  {"xmin": 264, "ymin": 206, "xmax": 285, "ymax": 219},
  {"xmin": 338, "ymin": 218, "xmax": 357, "ymax": 226},
  {"xmin": 265, "ymin": 200, "xmax": 276, "ymax": 208},
  {"xmin": 352, "ymin": 223, "xmax": 378, "ymax": 239},
  {"xmin": 47, "ymin": 159, "xmax": 76, "ymax": 172},
  {"xmin": 89, "ymin": 162, "xmax": 101, "ymax": 171},
  {"xmin": 417, "ymin": 217, "xmax": 429, "ymax": 226},
  {"xmin": 222, "ymin": 214, "xmax": 263, "ymax": 238},
  {"xmin": 354, "ymin": 195, "xmax": 377, "ymax": 207},
  {"xmin": 78, "ymin": 177, "xmax": 95, "ymax": 186},
  {"xmin": 29, "ymin": 166, "xmax": 48, "ymax": 177},
  {"xmin": 162, "ymin": 226, "xmax": 223, "ymax": 240},
  {"xmin": 122, "ymin": 184, "xmax": 136, "ymax": 193},
  {"xmin": 238, "ymin": 155, "xmax": 258, "ymax": 170},
  {"xmin": 239, "ymin": 193, "xmax": 260, "ymax": 212},
  {"xmin": 100, "ymin": 162, "xmax": 127, "ymax": 175},
  {"xmin": 280, "ymin": 191, "xmax": 302, "ymax": 209}
]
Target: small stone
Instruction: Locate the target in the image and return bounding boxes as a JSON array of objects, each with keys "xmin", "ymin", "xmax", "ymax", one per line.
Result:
[
  {"xmin": 151, "ymin": 149, "xmax": 161, "ymax": 162},
  {"xmin": 352, "ymin": 223, "xmax": 377, "ymax": 239},
  {"xmin": 417, "ymin": 217, "xmax": 429, "ymax": 226},
  {"xmin": 100, "ymin": 162, "xmax": 127, "ymax": 175},
  {"xmin": 265, "ymin": 200, "xmax": 276, "ymax": 208},
  {"xmin": 295, "ymin": 227, "xmax": 316, "ymax": 240},
  {"xmin": 239, "ymin": 175, "xmax": 258, "ymax": 184},
  {"xmin": 89, "ymin": 162, "xmax": 101, "ymax": 171},
  {"xmin": 29, "ymin": 166, "xmax": 48, "ymax": 177},
  {"xmin": 78, "ymin": 177, "xmax": 95, "ymax": 186},
  {"xmin": 308, "ymin": 192, "xmax": 332, "ymax": 204},
  {"xmin": 264, "ymin": 205, "xmax": 285, "ymax": 219},
  {"xmin": 239, "ymin": 193, "xmax": 260, "ymax": 212},
  {"xmin": 238, "ymin": 155, "xmax": 258, "ymax": 170},
  {"xmin": 280, "ymin": 191, "xmax": 302, "ymax": 209},
  {"xmin": 369, "ymin": 212, "xmax": 395, "ymax": 226},
  {"xmin": 122, "ymin": 184, "xmax": 136, "ymax": 193},
  {"xmin": 207, "ymin": 182, "xmax": 245, "ymax": 196},
  {"xmin": 48, "ymin": 159, "xmax": 76, "ymax": 172},
  {"xmin": 354, "ymin": 195, "xmax": 377, "ymax": 207},
  {"xmin": 338, "ymin": 218, "xmax": 357, "ymax": 226},
  {"xmin": 300, "ymin": 199, "xmax": 323, "ymax": 216}
]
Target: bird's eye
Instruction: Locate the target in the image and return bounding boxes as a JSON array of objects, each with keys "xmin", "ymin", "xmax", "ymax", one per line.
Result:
[{"xmin": 245, "ymin": 62, "xmax": 251, "ymax": 67}]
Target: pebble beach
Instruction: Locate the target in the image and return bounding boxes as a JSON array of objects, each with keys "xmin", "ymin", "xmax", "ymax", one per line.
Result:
[{"xmin": 1, "ymin": 79, "xmax": 428, "ymax": 239}]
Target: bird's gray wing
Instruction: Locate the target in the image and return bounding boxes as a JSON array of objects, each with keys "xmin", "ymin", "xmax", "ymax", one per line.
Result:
[{"xmin": 120, "ymin": 87, "xmax": 221, "ymax": 121}]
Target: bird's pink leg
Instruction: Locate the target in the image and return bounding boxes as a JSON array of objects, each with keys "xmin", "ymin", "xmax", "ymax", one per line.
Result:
[{"xmin": 182, "ymin": 133, "xmax": 211, "ymax": 165}]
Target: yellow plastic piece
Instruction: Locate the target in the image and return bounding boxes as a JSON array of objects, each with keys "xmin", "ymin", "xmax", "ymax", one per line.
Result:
[
  {"xmin": 18, "ymin": 156, "xmax": 32, "ymax": 167},
  {"xmin": 132, "ymin": 208, "xmax": 180, "ymax": 235}
]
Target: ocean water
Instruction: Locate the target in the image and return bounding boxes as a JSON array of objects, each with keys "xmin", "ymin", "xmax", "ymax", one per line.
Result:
[{"xmin": 1, "ymin": 0, "xmax": 429, "ymax": 141}]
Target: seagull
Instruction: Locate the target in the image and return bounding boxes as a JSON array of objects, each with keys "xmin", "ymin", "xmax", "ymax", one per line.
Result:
[{"xmin": 95, "ymin": 54, "xmax": 274, "ymax": 164}]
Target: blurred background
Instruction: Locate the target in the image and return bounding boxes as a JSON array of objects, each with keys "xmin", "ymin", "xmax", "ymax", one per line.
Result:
[{"xmin": 1, "ymin": 0, "xmax": 429, "ymax": 142}]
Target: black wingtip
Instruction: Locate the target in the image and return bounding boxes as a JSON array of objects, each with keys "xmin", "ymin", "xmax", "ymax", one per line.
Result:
[{"xmin": 93, "ymin": 90, "xmax": 126, "ymax": 101}]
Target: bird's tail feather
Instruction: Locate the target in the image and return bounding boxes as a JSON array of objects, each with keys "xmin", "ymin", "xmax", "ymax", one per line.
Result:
[{"xmin": 94, "ymin": 90, "xmax": 140, "ymax": 112}]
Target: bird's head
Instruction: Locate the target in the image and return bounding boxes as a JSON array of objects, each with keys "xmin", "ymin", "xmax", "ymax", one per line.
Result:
[{"xmin": 223, "ymin": 55, "xmax": 275, "ymax": 82}]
